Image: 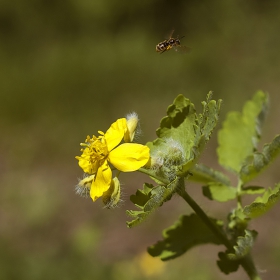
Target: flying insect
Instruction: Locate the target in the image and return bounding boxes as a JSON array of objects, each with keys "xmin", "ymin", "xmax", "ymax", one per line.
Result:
[{"xmin": 156, "ymin": 30, "xmax": 190, "ymax": 54}]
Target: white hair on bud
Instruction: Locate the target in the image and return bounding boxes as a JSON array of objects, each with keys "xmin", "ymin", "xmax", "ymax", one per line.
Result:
[
  {"xmin": 149, "ymin": 138, "xmax": 186, "ymax": 181},
  {"xmin": 103, "ymin": 184, "xmax": 125, "ymax": 210},
  {"xmin": 163, "ymin": 137, "xmax": 186, "ymax": 165},
  {"xmin": 150, "ymin": 154, "xmax": 164, "ymax": 172},
  {"xmin": 75, "ymin": 181, "xmax": 90, "ymax": 198},
  {"xmin": 75, "ymin": 174, "xmax": 94, "ymax": 198},
  {"xmin": 126, "ymin": 111, "xmax": 139, "ymax": 121},
  {"xmin": 125, "ymin": 112, "xmax": 142, "ymax": 142},
  {"xmin": 102, "ymin": 177, "xmax": 125, "ymax": 209}
]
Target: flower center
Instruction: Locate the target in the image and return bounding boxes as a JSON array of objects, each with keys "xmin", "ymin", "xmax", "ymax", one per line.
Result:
[{"xmin": 83, "ymin": 135, "xmax": 108, "ymax": 165}]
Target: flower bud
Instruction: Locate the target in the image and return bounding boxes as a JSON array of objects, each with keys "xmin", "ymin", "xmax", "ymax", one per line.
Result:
[
  {"xmin": 148, "ymin": 138, "xmax": 186, "ymax": 181},
  {"xmin": 149, "ymin": 154, "xmax": 164, "ymax": 171},
  {"xmin": 124, "ymin": 112, "xmax": 139, "ymax": 142},
  {"xmin": 164, "ymin": 138, "xmax": 185, "ymax": 165},
  {"xmin": 102, "ymin": 177, "xmax": 122, "ymax": 209},
  {"xmin": 75, "ymin": 174, "xmax": 95, "ymax": 198}
]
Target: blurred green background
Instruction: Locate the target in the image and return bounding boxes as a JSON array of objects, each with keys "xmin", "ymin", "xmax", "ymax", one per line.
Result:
[{"xmin": 1, "ymin": 0, "xmax": 280, "ymax": 279}]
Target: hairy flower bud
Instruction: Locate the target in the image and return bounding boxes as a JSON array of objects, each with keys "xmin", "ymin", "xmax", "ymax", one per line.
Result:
[
  {"xmin": 102, "ymin": 177, "xmax": 122, "ymax": 209},
  {"xmin": 164, "ymin": 138, "xmax": 185, "ymax": 165},
  {"xmin": 124, "ymin": 112, "xmax": 140, "ymax": 142},
  {"xmin": 75, "ymin": 174, "xmax": 95, "ymax": 198},
  {"xmin": 149, "ymin": 138, "xmax": 185, "ymax": 181}
]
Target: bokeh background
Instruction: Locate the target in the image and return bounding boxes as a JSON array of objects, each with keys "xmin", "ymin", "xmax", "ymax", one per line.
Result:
[{"xmin": 1, "ymin": 0, "xmax": 280, "ymax": 279}]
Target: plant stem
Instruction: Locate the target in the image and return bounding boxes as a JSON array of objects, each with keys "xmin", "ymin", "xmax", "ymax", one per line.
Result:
[
  {"xmin": 179, "ymin": 187, "xmax": 232, "ymax": 249},
  {"xmin": 236, "ymin": 179, "xmax": 243, "ymax": 209},
  {"xmin": 241, "ymin": 255, "xmax": 262, "ymax": 280},
  {"xmin": 179, "ymin": 186, "xmax": 261, "ymax": 280},
  {"xmin": 138, "ymin": 167, "xmax": 169, "ymax": 185}
]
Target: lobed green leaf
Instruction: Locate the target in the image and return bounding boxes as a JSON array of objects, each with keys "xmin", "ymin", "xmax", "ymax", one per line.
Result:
[
  {"xmin": 203, "ymin": 183, "xmax": 237, "ymax": 202},
  {"xmin": 126, "ymin": 179, "xmax": 180, "ymax": 228},
  {"xmin": 243, "ymin": 183, "xmax": 280, "ymax": 218},
  {"xmin": 240, "ymin": 135, "xmax": 280, "ymax": 183},
  {"xmin": 148, "ymin": 93, "xmax": 222, "ymax": 178},
  {"xmin": 227, "ymin": 230, "xmax": 257, "ymax": 260},
  {"xmin": 218, "ymin": 230, "xmax": 257, "ymax": 274},
  {"xmin": 147, "ymin": 214, "xmax": 223, "ymax": 261},
  {"xmin": 198, "ymin": 91, "xmax": 222, "ymax": 142},
  {"xmin": 217, "ymin": 251, "xmax": 240, "ymax": 274},
  {"xmin": 217, "ymin": 91, "xmax": 268, "ymax": 173},
  {"xmin": 153, "ymin": 94, "xmax": 197, "ymax": 160}
]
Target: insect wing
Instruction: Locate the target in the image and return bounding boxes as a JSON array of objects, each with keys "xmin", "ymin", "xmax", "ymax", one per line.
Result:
[
  {"xmin": 173, "ymin": 45, "xmax": 191, "ymax": 54},
  {"xmin": 168, "ymin": 29, "xmax": 175, "ymax": 38}
]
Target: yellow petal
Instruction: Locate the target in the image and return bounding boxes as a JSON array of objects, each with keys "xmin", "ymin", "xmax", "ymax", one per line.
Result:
[
  {"xmin": 76, "ymin": 153, "xmax": 99, "ymax": 174},
  {"xmin": 105, "ymin": 118, "xmax": 127, "ymax": 152},
  {"xmin": 109, "ymin": 143, "xmax": 150, "ymax": 172},
  {"xmin": 90, "ymin": 161, "xmax": 112, "ymax": 201}
]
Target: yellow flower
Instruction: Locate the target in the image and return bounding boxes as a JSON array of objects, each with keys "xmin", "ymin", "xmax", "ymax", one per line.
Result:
[{"xmin": 76, "ymin": 118, "xmax": 150, "ymax": 201}]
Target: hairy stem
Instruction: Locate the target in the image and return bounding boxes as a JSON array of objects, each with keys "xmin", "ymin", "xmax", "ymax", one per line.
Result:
[{"xmin": 138, "ymin": 167, "xmax": 170, "ymax": 185}]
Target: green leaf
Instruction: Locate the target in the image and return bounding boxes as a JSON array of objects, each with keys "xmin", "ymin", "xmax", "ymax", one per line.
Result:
[
  {"xmin": 147, "ymin": 93, "xmax": 222, "ymax": 185},
  {"xmin": 192, "ymin": 92, "xmax": 222, "ymax": 159},
  {"xmin": 152, "ymin": 94, "xmax": 197, "ymax": 160},
  {"xmin": 147, "ymin": 214, "xmax": 223, "ymax": 261},
  {"xmin": 129, "ymin": 183, "xmax": 154, "ymax": 207},
  {"xmin": 189, "ymin": 164, "xmax": 231, "ymax": 185},
  {"xmin": 241, "ymin": 186, "xmax": 265, "ymax": 195},
  {"xmin": 198, "ymin": 91, "xmax": 222, "ymax": 142},
  {"xmin": 240, "ymin": 135, "xmax": 280, "ymax": 183},
  {"xmin": 217, "ymin": 251, "xmax": 240, "ymax": 274},
  {"xmin": 126, "ymin": 179, "xmax": 180, "ymax": 228},
  {"xmin": 203, "ymin": 183, "xmax": 237, "ymax": 202},
  {"xmin": 227, "ymin": 230, "xmax": 257, "ymax": 260},
  {"xmin": 217, "ymin": 91, "xmax": 268, "ymax": 173},
  {"xmin": 219, "ymin": 231, "xmax": 257, "ymax": 275},
  {"xmin": 243, "ymin": 183, "xmax": 280, "ymax": 218}
]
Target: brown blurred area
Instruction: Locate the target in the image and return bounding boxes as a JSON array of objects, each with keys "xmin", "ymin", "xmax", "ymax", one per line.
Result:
[{"xmin": 1, "ymin": 0, "xmax": 280, "ymax": 279}]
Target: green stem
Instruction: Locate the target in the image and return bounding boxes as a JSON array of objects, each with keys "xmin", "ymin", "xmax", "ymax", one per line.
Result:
[
  {"xmin": 241, "ymin": 255, "xmax": 262, "ymax": 280},
  {"xmin": 179, "ymin": 187, "xmax": 232, "ymax": 249},
  {"xmin": 179, "ymin": 185, "xmax": 261, "ymax": 280},
  {"xmin": 138, "ymin": 167, "xmax": 169, "ymax": 185},
  {"xmin": 236, "ymin": 179, "xmax": 243, "ymax": 209}
]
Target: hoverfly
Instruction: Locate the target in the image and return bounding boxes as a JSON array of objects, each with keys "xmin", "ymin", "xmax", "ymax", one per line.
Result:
[{"xmin": 156, "ymin": 30, "xmax": 190, "ymax": 54}]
